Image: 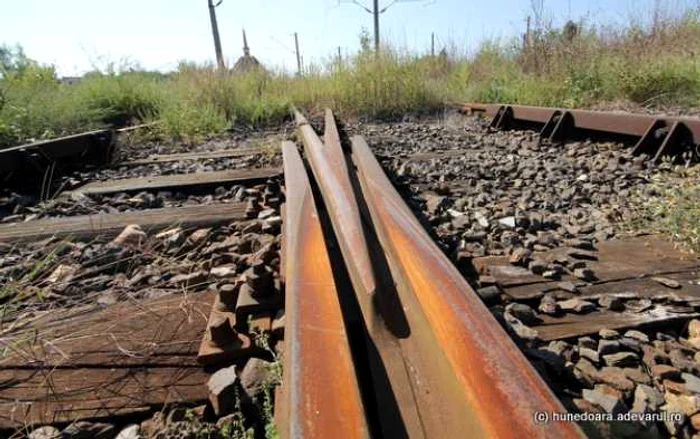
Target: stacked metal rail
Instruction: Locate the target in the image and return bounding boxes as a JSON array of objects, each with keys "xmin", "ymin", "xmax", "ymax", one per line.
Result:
[
  {"xmin": 448, "ymin": 102, "xmax": 700, "ymax": 163},
  {"xmin": 279, "ymin": 108, "xmax": 585, "ymax": 439}
]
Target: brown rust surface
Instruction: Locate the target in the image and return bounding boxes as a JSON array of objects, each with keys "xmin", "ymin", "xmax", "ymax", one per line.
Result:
[
  {"xmin": 455, "ymin": 102, "xmax": 700, "ymax": 142},
  {"xmin": 0, "ymin": 292, "xmax": 213, "ymax": 428},
  {"xmin": 294, "ymin": 109, "xmax": 376, "ymax": 312},
  {"xmin": 351, "ymin": 134, "xmax": 584, "ymax": 439},
  {"xmin": 280, "ymin": 140, "xmax": 369, "ymax": 439}
]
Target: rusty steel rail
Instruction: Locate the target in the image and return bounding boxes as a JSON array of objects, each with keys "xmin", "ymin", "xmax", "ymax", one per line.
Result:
[
  {"xmin": 350, "ymin": 133, "xmax": 585, "ymax": 439},
  {"xmin": 290, "ymin": 107, "xmax": 585, "ymax": 438},
  {"xmin": 293, "ymin": 108, "xmax": 378, "ymax": 316},
  {"xmin": 280, "ymin": 140, "xmax": 370, "ymax": 439},
  {"xmin": 449, "ymin": 102, "xmax": 700, "ymax": 162}
]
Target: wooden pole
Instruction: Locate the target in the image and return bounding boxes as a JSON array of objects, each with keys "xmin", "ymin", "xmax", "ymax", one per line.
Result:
[
  {"xmin": 294, "ymin": 32, "xmax": 302, "ymax": 76},
  {"xmin": 208, "ymin": 0, "xmax": 225, "ymax": 69}
]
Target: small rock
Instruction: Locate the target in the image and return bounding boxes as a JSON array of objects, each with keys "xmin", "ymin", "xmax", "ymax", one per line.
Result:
[
  {"xmin": 210, "ymin": 265, "xmax": 238, "ymax": 278},
  {"xmin": 603, "ymin": 352, "xmax": 639, "ymax": 368},
  {"xmin": 62, "ymin": 421, "xmax": 116, "ymax": 439},
  {"xmin": 558, "ymin": 298, "xmax": 596, "ymax": 314},
  {"xmin": 572, "ymin": 398, "xmax": 602, "ymax": 414},
  {"xmin": 567, "ymin": 238, "xmax": 594, "ymax": 250},
  {"xmin": 508, "ymin": 320, "xmax": 540, "ymax": 341},
  {"xmin": 625, "ymin": 299, "xmax": 653, "ymax": 313},
  {"xmin": 207, "ymin": 365, "xmax": 240, "ymax": 416},
  {"xmin": 498, "ymin": 216, "xmax": 516, "ymax": 228},
  {"xmin": 579, "ymin": 347, "xmax": 600, "ymax": 364},
  {"xmin": 566, "ymin": 248, "xmax": 599, "ymax": 261},
  {"xmin": 682, "ymin": 373, "xmax": 700, "ymax": 394},
  {"xmin": 618, "ymin": 337, "xmax": 643, "ymax": 354},
  {"xmin": 578, "ymin": 336, "xmax": 598, "ymax": 350},
  {"xmin": 582, "ymin": 388, "xmax": 627, "ymax": 414},
  {"xmin": 691, "ymin": 413, "xmax": 700, "ymax": 431},
  {"xmin": 424, "ymin": 194, "xmax": 446, "ymax": 215},
  {"xmin": 689, "ymin": 320, "xmax": 700, "ymax": 339},
  {"xmin": 47, "ymin": 264, "xmax": 79, "ymax": 284},
  {"xmin": 546, "ymin": 340, "xmax": 573, "ymax": 360},
  {"xmin": 505, "ymin": 303, "xmax": 540, "ymax": 326},
  {"xmin": 538, "ymin": 295, "xmax": 559, "ymax": 315},
  {"xmin": 651, "ymin": 364, "xmax": 682, "ymax": 381},
  {"xmin": 573, "ymin": 267, "xmax": 595, "ymax": 282},
  {"xmin": 665, "ymin": 392, "xmax": 700, "ymax": 417},
  {"xmin": 115, "ymin": 424, "xmax": 142, "ymax": 439},
  {"xmin": 599, "ymin": 329, "xmax": 620, "ymax": 340},
  {"xmin": 29, "ymin": 426, "xmax": 62, "ymax": 439},
  {"xmin": 632, "ymin": 384, "xmax": 665, "ymax": 413},
  {"xmin": 474, "ymin": 211, "xmax": 489, "ymax": 228},
  {"xmin": 112, "ymin": 224, "xmax": 146, "ymax": 247},
  {"xmin": 598, "ymin": 367, "xmax": 635, "ymax": 392},
  {"xmin": 257, "ymin": 208, "xmax": 276, "ymax": 220},
  {"xmin": 508, "ymin": 247, "xmax": 532, "ymax": 266},
  {"xmin": 598, "ymin": 296, "xmax": 624, "ymax": 311},
  {"xmin": 660, "ymin": 406, "xmax": 685, "ymax": 436},
  {"xmin": 598, "ymin": 339, "xmax": 621, "ymax": 356},
  {"xmin": 651, "ymin": 276, "xmax": 681, "ymax": 289},
  {"xmin": 624, "ymin": 330, "xmax": 650, "ymax": 343},
  {"xmin": 240, "ymin": 358, "xmax": 274, "ymax": 399},
  {"xmin": 476, "ymin": 285, "xmax": 502, "ymax": 305},
  {"xmin": 557, "ymin": 281, "xmax": 579, "ymax": 293},
  {"xmin": 528, "ymin": 260, "xmax": 548, "ymax": 275},
  {"xmin": 663, "ymin": 379, "xmax": 691, "ymax": 395},
  {"xmin": 623, "ymin": 367, "xmax": 652, "ymax": 385},
  {"xmin": 97, "ymin": 291, "xmax": 118, "ymax": 306}
]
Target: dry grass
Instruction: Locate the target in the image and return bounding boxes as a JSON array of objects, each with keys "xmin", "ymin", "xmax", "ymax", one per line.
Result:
[{"xmin": 1, "ymin": 5, "xmax": 699, "ymax": 147}]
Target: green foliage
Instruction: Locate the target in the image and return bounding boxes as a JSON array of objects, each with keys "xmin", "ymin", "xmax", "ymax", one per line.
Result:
[
  {"xmin": 1, "ymin": 5, "xmax": 699, "ymax": 148},
  {"xmin": 632, "ymin": 168, "xmax": 700, "ymax": 254},
  {"xmin": 76, "ymin": 71, "xmax": 164, "ymax": 126}
]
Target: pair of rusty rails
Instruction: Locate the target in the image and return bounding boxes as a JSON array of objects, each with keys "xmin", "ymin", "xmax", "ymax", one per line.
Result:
[
  {"xmin": 449, "ymin": 102, "xmax": 700, "ymax": 163},
  {"xmin": 280, "ymin": 108, "xmax": 584, "ymax": 438}
]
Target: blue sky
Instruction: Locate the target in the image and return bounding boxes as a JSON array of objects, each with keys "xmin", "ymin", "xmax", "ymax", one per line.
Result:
[{"xmin": 0, "ymin": 0, "xmax": 697, "ymax": 76}]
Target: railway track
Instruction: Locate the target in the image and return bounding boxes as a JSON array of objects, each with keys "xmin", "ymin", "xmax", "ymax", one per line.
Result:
[
  {"xmin": 278, "ymin": 108, "xmax": 584, "ymax": 438},
  {"xmin": 1, "ymin": 104, "xmax": 699, "ymax": 438}
]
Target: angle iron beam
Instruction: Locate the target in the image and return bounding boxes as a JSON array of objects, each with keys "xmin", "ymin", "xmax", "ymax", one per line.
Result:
[{"xmin": 456, "ymin": 103, "xmax": 700, "ymax": 158}]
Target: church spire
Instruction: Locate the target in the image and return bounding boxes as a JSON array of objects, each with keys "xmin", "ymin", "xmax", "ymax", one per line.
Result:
[{"xmin": 243, "ymin": 29, "xmax": 250, "ymax": 56}]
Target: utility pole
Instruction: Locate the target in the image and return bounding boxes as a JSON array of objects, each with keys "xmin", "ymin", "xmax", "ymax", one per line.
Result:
[
  {"xmin": 373, "ymin": 0, "xmax": 380, "ymax": 52},
  {"xmin": 294, "ymin": 32, "xmax": 302, "ymax": 76},
  {"xmin": 208, "ymin": 0, "xmax": 225, "ymax": 70},
  {"xmin": 431, "ymin": 32, "xmax": 435, "ymax": 57},
  {"xmin": 341, "ymin": 0, "xmax": 432, "ymax": 54}
]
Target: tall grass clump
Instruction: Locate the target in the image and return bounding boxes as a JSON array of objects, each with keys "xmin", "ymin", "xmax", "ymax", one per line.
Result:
[{"xmin": 458, "ymin": 3, "xmax": 700, "ymax": 108}]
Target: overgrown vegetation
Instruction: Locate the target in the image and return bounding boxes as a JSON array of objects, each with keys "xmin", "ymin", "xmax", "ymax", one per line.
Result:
[
  {"xmin": 629, "ymin": 165, "xmax": 700, "ymax": 254},
  {"xmin": 1, "ymin": 5, "xmax": 699, "ymax": 147}
]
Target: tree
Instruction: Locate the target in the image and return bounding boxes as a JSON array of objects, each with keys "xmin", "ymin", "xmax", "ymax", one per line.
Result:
[{"xmin": 0, "ymin": 44, "xmax": 33, "ymax": 77}]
